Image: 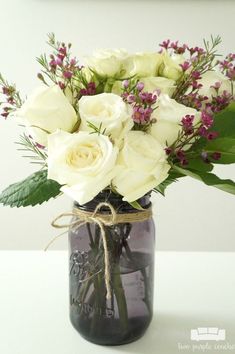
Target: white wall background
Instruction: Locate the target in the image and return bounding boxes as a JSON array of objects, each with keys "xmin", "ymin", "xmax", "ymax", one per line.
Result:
[{"xmin": 0, "ymin": 0, "xmax": 234, "ymax": 251}]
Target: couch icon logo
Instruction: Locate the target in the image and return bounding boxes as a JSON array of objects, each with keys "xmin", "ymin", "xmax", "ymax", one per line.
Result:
[{"xmin": 191, "ymin": 327, "xmax": 226, "ymax": 341}]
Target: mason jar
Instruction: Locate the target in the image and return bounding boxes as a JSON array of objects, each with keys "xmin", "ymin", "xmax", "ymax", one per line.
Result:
[{"xmin": 68, "ymin": 190, "xmax": 155, "ymax": 345}]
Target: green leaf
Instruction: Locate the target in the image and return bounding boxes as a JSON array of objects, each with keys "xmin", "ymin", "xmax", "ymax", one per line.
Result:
[
  {"xmin": 204, "ymin": 137, "xmax": 235, "ymax": 164},
  {"xmin": 173, "ymin": 165, "xmax": 235, "ymax": 195},
  {"xmin": 0, "ymin": 170, "xmax": 62, "ymax": 207},
  {"xmin": 189, "ymin": 103, "xmax": 235, "ymax": 154},
  {"xmin": 189, "ymin": 137, "xmax": 208, "ymax": 152},
  {"xmin": 154, "ymin": 171, "xmax": 182, "ymax": 196},
  {"xmin": 212, "ymin": 102, "xmax": 235, "ymax": 138},
  {"xmin": 185, "ymin": 158, "xmax": 213, "ymax": 172},
  {"xmin": 128, "ymin": 200, "xmax": 144, "ymax": 210}
]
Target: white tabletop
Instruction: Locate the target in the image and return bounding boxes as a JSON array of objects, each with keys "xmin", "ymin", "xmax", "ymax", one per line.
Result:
[{"xmin": 0, "ymin": 251, "xmax": 234, "ymax": 354}]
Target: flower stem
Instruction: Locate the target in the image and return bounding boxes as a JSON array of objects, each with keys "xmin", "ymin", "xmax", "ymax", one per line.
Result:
[{"xmin": 112, "ymin": 263, "xmax": 129, "ymax": 332}]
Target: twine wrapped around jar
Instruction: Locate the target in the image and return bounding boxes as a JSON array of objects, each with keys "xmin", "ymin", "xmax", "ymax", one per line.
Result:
[{"xmin": 46, "ymin": 202, "xmax": 152, "ymax": 299}]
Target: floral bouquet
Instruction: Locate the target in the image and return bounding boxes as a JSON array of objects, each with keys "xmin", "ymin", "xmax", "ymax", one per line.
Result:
[{"xmin": 0, "ymin": 34, "xmax": 235, "ymax": 345}]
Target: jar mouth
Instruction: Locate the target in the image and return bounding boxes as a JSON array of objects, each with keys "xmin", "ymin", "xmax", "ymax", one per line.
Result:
[{"xmin": 74, "ymin": 190, "xmax": 152, "ymax": 213}]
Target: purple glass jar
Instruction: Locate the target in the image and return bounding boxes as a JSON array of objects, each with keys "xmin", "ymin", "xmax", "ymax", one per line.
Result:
[{"xmin": 68, "ymin": 191, "xmax": 155, "ymax": 345}]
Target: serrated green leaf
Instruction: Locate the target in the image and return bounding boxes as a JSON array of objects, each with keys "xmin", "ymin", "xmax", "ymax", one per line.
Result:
[
  {"xmin": 0, "ymin": 170, "xmax": 62, "ymax": 207},
  {"xmin": 173, "ymin": 165, "xmax": 235, "ymax": 195},
  {"xmin": 204, "ymin": 137, "xmax": 235, "ymax": 164}
]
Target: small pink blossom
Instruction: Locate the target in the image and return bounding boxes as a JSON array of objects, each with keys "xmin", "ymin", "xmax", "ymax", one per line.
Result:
[
  {"xmin": 136, "ymin": 82, "xmax": 144, "ymax": 92},
  {"xmin": 206, "ymin": 131, "xmax": 218, "ymax": 140},
  {"xmin": 227, "ymin": 68, "xmax": 235, "ymax": 80},
  {"xmin": 122, "ymin": 80, "xmax": 129, "ymax": 89},
  {"xmin": 132, "ymin": 106, "xmax": 153, "ymax": 124},
  {"xmin": 180, "ymin": 61, "xmax": 191, "ymax": 71},
  {"xmin": 210, "ymin": 81, "xmax": 221, "ymax": 90},
  {"xmin": 201, "ymin": 111, "xmax": 213, "ymax": 128},
  {"xmin": 181, "ymin": 114, "xmax": 195, "ymax": 135},
  {"xmin": 191, "ymin": 71, "xmax": 202, "ymax": 80},
  {"xmin": 211, "ymin": 152, "xmax": 221, "ymax": 160},
  {"xmin": 70, "ymin": 58, "xmax": 77, "ymax": 66},
  {"xmin": 63, "ymin": 71, "xmax": 73, "ymax": 79},
  {"xmin": 198, "ymin": 126, "xmax": 208, "ymax": 137},
  {"xmin": 159, "ymin": 39, "xmax": 170, "ymax": 49},
  {"xmin": 58, "ymin": 81, "xmax": 66, "ymax": 90}
]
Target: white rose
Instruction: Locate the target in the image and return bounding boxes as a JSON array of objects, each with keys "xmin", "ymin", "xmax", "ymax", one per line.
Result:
[
  {"xmin": 113, "ymin": 131, "xmax": 170, "ymax": 202},
  {"xmin": 17, "ymin": 85, "xmax": 78, "ymax": 146},
  {"xmin": 150, "ymin": 94, "xmax": 200, "ymax": 146},
  {"xmin": 159, "ymin": 51, "xmax": 184, "ymax": 80},
  {"xmin": 125, "ymin": 52, "xmax": 162, "ymax": 77},
  {"xmin": 85, "ymin": 48, "xmax": 128, "ymax": 77},
  {"xmin": 47, "ymin": 130, "xmax": 118, "ymax": 205},
  {"xmin": 79, "ymin": 93, "xmax": 133, "ymax": 143},
  {"xmin": 140, "ymin": 77, "xmax": 176, "ymax": 97},
  {"xmin": 198, "ymin": 71, "xmax": 233, "ymax": 100}
]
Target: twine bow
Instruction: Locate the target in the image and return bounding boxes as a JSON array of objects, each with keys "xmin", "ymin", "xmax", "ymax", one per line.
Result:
[{"xmin": 45, "ymin": 202, "xmax": 152, "ymax": 300}]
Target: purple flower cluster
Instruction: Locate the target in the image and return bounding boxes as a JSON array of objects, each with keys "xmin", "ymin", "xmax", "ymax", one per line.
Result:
[
  {"xmin": 132, "ymin": 106, "xmax": 153, "ymax": 124},
  {"xmin": 79, "ymin": 82, "xmax": 96, "ymax": 96},
  {"xmin": 159, "ymin": 39, "xmax": 206, "ymax": 58},
  {"xmin": 166, "ymin": 107, "xmax": 220, "ymax": 166},
  {"xmin": 219, "ymin": 53, "xmax": 235, "ymax": 80},
  {"xmin": 161, "ymin": 38, "xmax": 234, "ymax": 118},
  {"xmin": 0, "ymin": 84, "xmax": 20, "ymax": 119},
  {"xmin": 159, "ymin": 40, "xmax": 189, "ymax": 54},
  {"xmin": 165, "ymin": 146, "xmax": 188, "ymax": 166},
  {"xmin": 49, "ymin": 43, "xmax": 79, "ymax": 81},
  {"xmin": 209, "ymin": 90, "xmax": 234, "ymax": 113},
  {"xmin": 181, "ymin": 114, "xmax": 195, "ymax": 135},
  {"xmin": 122, "ymin": 80, "xmax": 158, "ymax": 127},
  {"xmin": 201, "ymin": 111, "xmax": 213, "ymax": 128},
  {"xmin": 193, "ymin": 109, "xmax": 218, "ymax": 142},
  {"xmin": 39, "ymin": 41, "xmax": 84, "ymax": 91}
]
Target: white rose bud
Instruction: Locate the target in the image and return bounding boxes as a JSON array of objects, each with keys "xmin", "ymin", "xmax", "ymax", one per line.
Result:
[
  {"xmin": 17, "ymin": 85, "xmax": 78, "ymax": 146},
  {"xmin": 150, "ymin": 94, "xmax": 200, "ymax": 146},
  {"xmin": 198, "ymin": 70, "xmax": 233, "ymax": 100},
  {"xmin": 125, "ymin": 52, "xmax": 162, "ymax": 77},
  {"xmin": 47, "ymin": 130, "xmax": 118, "ymax": 205},
  {"xmin": 113, "ymin": 131, "xmax": 170, "ymax": 202},
  {"xmin": 140, "ymin": 77, "xmax": 176, "ymax": 97},
  {"xmin": 159, "ymin": 51, "xmax": 184, "ymax": 80},
  {"xmin": 85, "ymin": 48, "xmax": 128, "ymax": 77},
  {"xmin": 79, "ymin": 93, "xmax": 133, "ymax": 143}
]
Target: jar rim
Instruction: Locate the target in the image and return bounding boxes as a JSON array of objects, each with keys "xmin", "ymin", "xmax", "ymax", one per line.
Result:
[{"xmin": 73, "ymin": 190, "xmax": 152, "ymax": 214}]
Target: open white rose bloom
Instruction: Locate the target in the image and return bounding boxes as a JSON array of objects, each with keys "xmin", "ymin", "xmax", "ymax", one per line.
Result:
[
  {"xmin": 1, "ymin": 35, "xmax": 235, "ymax": 209},
  {"xmin": 150, "ymin": 94, "xmax": 201, "ymax": 146},
  {"xmin": 47, "ymin": 130, "xmax": 119, "ymax": 204},
  {"xmin": 113, "ymin": 131, "xmax": 170, "ymax": 202},
  {"xmin": 78, "ymin": 93, "xmax": 133, "ymax": 145},
  {"xmin": 16, "ymin": 85, "xmax": 78, "ymax": 146}
]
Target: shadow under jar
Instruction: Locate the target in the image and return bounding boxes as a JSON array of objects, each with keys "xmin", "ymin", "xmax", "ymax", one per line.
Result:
[{"xmin": 69, "ymin": 191, "xmax": 155, "ymax": 346}]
